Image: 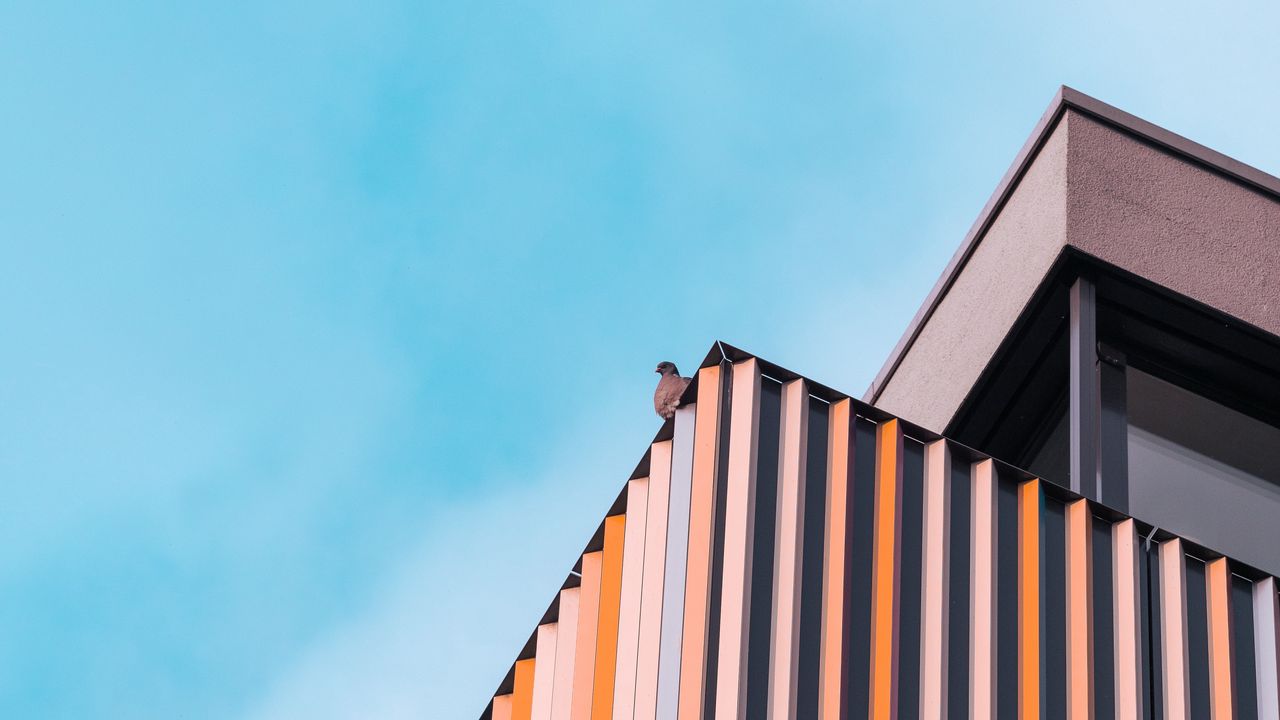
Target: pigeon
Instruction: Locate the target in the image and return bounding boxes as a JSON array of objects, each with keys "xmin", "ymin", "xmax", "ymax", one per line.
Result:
[{"xmin": 654, "ymin": 361, "xmax": 692, "ymax": 420}]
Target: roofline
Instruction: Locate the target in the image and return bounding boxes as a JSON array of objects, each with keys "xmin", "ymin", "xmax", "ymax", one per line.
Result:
[{"xmin": 864, "ymin": 85, "xmax": 1280, "ymax": 404}]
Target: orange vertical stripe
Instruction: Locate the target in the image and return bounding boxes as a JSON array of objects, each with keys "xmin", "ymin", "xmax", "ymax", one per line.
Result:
[
  {"xmin": 571, "ymin": 552, "xmax": 604, "ymax": 720},
  {"xmin": 592, "ymin": 515, "xmax": 627, "ymax": 720},
  {"xmin": 532, "ymin": 624, "xmax": 559, "ymax": 720},
  {"xmin": 514, "ymin": 658, "xmax": 537, "ymax": 720},
  {"xmin": 1018, "ymin": 479, "xmax": 1042, "ymax": 720},
  {"xmin": 1206, "ymin": 558, "xmax": 1236, "ymax": 720},
  {"xmin": 552, "ymin": 588, "xmax": 581, "ymax": 720},
  {"xmin": 869, "ymin": 419, "xmax": 902, "ymax": 720},
  {"xmin": 678, "ymin": 365, "xmax": 724, "ymax": 720},
  {"xmin": 819, "ymin": 398, "xmax": 852, "ymax": 720},
  {"xmin": 1065, "ymin": 499, "xmax": 1093, "ymax": 720}
]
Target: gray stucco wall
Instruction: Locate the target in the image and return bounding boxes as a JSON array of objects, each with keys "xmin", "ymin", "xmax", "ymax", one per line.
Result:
[
  {"xmin": 874, "ymin": 109, "xmax": 1280, "ymax": 431},
  {"xmin": 874, "ymin": 117, "xmax": 1069, "ymax": 431}
]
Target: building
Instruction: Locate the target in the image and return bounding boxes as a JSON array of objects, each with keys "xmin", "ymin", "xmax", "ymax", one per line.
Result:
[{"xmin": 479, "ymin": 87, "xmax": 1280, "ymax": 719}]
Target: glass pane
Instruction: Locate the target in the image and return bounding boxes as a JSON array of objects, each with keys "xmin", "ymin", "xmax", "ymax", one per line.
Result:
[{"xmin": 1127, "ymin": 368, "xmax": 1280, "ymax": 575}]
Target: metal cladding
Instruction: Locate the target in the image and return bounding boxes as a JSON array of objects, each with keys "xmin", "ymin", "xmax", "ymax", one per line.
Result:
[{"xmin": 482, "ymin": 349, "xmax": 1280, "ymax": 719}]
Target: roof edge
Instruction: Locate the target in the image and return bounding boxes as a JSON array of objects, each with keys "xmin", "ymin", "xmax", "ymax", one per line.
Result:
[{"xmin": 864, "ymin": 85, "xmax": 1280, "ymax": 405}]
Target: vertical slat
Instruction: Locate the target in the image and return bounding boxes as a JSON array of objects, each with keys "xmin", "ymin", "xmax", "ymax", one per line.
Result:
[
  {"xmin": 592, "ymin": 515, "xmax": 627, "ymax": 720},
  {"xmin": 1206, "ymin": 558, "xmax": 1236, "ymax": 720},
  {"xmin": 1160, "ymin": 539, "xmax": 1191, "ymax": 720},
  {"xmin": 1112, "ymin": 519, "xmax": 1142, "ymax": 720},
  {"xmin": 495, "ymin": 695, "xmax": 515, "ymax": 720},
  {"xmin": 636, "ymin": 441, "xmax": 673, "ymax": 720},
  {"xmin": 552, "ymin": 588, "xmax": 581, "ymax": 720},
  {"xmin": 819, "ymin": 398, "xmax": 853, "ymax": 720},
  {"xmin": 920, "ymin": 439, "xmax": 951, "ymax": 720},
  {"xmin": 1066, "ymin": 500, "xmax": 1093, "ymax": 720},
  {"xmin": 613, "ymin": 480, "xmax": 650, "ymax": 720},
  {"xmin": 869, "ymin": 419, "xmax": 903, "ymax": 720},
  {"xmin": 1254, "ymin": 577, "xmax": 1280, "ymax": 720},
  {"xmin": 533, "ymin": 624, "xmax": 559, "ymax": 720},
  {"xmin": 713, "ymin": 358, "xmax": 762, "ymax": 720},
  {"xmin": 1018, "ymin": 479, "xmax": 1043, "ymax": 720},
  {"xmin": 1069, "ymin": 276, "xmax": 1098, "ymax": 500},
  {"xmin": 572, "ymin": 552, "xmax": 604, "ymax": 720},
  {"xmin": 515, "ymin": 658, "xmax": 537, "ymax": 720},
  {"xmin": 658, "ymin": 405, "xmax": 696, "ymax": 719},
  {"xmin": 678, "ymin": 366, "xmax": 725, "ymax": 720},
  {"xmin": 769, "ymin": 380, "xmax": 808, "ymax": 720},
  {"xmin": 971, "ymin": 459, "xmax": 998, "ymax": 720}
]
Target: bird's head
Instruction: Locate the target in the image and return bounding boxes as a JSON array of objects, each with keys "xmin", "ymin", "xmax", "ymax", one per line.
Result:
[{"xmin": 655, "ymin": 361, "xmax": 678, "ymax": 376}]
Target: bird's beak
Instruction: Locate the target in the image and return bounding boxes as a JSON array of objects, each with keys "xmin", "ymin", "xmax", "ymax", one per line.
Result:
[{"xmin": 654, "ymin": 367, "xmax": 661, "ymax": 373}]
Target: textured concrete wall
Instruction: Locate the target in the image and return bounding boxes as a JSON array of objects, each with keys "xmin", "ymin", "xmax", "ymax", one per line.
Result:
[
  {"xmin": 874, "ymin": 109, "xmax": 1280, "ymax": 431},
  {"xmin": 1067, "ymin": 113, "xmax": 1280, "ymax": 335},
  {"xmin": 875, "ymin": 118, "xmax": 1070, "ymax": 431}
]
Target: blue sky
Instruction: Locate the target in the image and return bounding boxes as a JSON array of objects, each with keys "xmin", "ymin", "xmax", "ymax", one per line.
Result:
[{"xmin": 2, "ymin": 1, "xmax": 1278, "ymax": 717}]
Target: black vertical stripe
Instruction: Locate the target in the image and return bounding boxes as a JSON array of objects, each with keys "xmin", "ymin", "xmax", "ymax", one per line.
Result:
[
  {"xmin": 703, "ymin": 362, "xmax": 734, "ymax": 720},
  {"xmin": 1043, "ymin": 498, "xmax": 1067, "ymax": 720},
  {"xmin": 896, "ymin": 439, "xmax": 924, "ymax": 720},
  {"xmin": 844, "ymin": 416, "xmax": 877, "ymax": 715},
  {"xmin": 1186, "ymin": 557, "xmax": 1211, "ymax": 719},
  {"xmin": 946, "ymin": 455, "xmax": 971, "ymax": 718},
  {"xmin": 1092, "ymin": 515, "xmax": 1115, "ymax": 720},
  {"xmin": 1234, "ymin": 573, "xmax": 1258, "ymax": 720},
  {"xmin": 745, "ymin": 380, "xmax": 781, "ymax": 719},
  {"xmin": 795, "ymin": 399, "xmax": 828, "ymax": 720},
  {"xmin": 996, "ymin": 470, "xmax": 1019, "ymax": 718}
]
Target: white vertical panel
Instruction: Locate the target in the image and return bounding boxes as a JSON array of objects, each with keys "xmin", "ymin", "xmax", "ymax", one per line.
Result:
[
  {"xmin": 1255, "ymin": 577, "xmax": 1280, "ymax": 720},
  {"xmin": 919, "ymin": 440, "xmax": 950, "ymax": 720},
  {"xmin": 714, "ymin": 358, "xmax": 761, "ymax": 720},
  {"xmin": 551, "ymin": 588, "xmax": 581, "ymax": 720},
  {"xmin": 532, "ymin": 624, "xmax": 559, "ymax": 720},
  {"xmin": 970, "ymin": 459, "xmax": 997, "ymax": 720},
  {"xmin": 634, "ymin": 441, "xmax": 673, "ymax": 720},
  {"xmin": 612, "ymin": 479, "xmax": 650, "ymax": 720},
  {"xmin": 768, "ymin": 380, "xmax": 808, "ymax": 720},
  {"xmin": 657, "ymin": 404, "xmax": 695, "ymax": 719}
]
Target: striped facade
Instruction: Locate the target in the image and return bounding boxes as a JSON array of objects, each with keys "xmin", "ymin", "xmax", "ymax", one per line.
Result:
[{"xmin": 482, "ymin": 348, "xmax": 1280, "ymax": 720}]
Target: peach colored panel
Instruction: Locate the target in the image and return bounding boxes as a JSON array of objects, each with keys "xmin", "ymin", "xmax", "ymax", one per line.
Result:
[
  {"xmin": 532, "ymin": 624, "xmax": 558, "ymax": 720},
  {"xmin": 677, "ymin": 365, "xmax": 724, "ymax": 720},
  {"xmin": 869, "ymin": 419, "xmax": 903, "ymax": 720},
  {"xmin": 612, "ymin": 479, "xmax": 649, "ymax": 720},
  {"xmin": 1112, "ymin": 519, "xmax": 1143, "ymax": 720},
  {"xmin": 571, "ymin": 552, "xmax": 604, "ymax": 720},
  {"xmin": 819, "ymin": 399, "xmax": 852, "ymax": 720},
  {"xmin": 514, "ymin": 658, "xmax": 536, "ymax": 720},
  {"xmin": 635, "ymin": 441, "xmax": 673, "ymax": 720},
  {"xmin": 919, "ymin": 440, "xmax": 950, "ymax": 720},
  {"xmin": 1205, "ymin": 558, "xmax": 1235, "ymax": 720},
  {"xmin": 769, "ymin": 380, "xmax": 808, "ymax": 720},
  {"xmin": 551, "ymin": 588, "xmax": 581, "ymax": 720},
  {"xmin": 713, "ymin": 358, "xmax": 761, "ymax": 720},
  {"xmin": 1065, "ymin": 500, "xmax": 1093, "ymax": 720},
  {"xmin": 970, "ymin": 459, "xmax": 997, "ymax": 720},
  {"xmin": 494, "ymin": 695, "xmax": 514, "ymax": 720},
  {"xmin": 591, "ymin": 516, "xmax": 627, "ymax": 720},
  {"xmin": 1159, "ymin": 539, "xmax": 1190, "ymax": 720}
]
